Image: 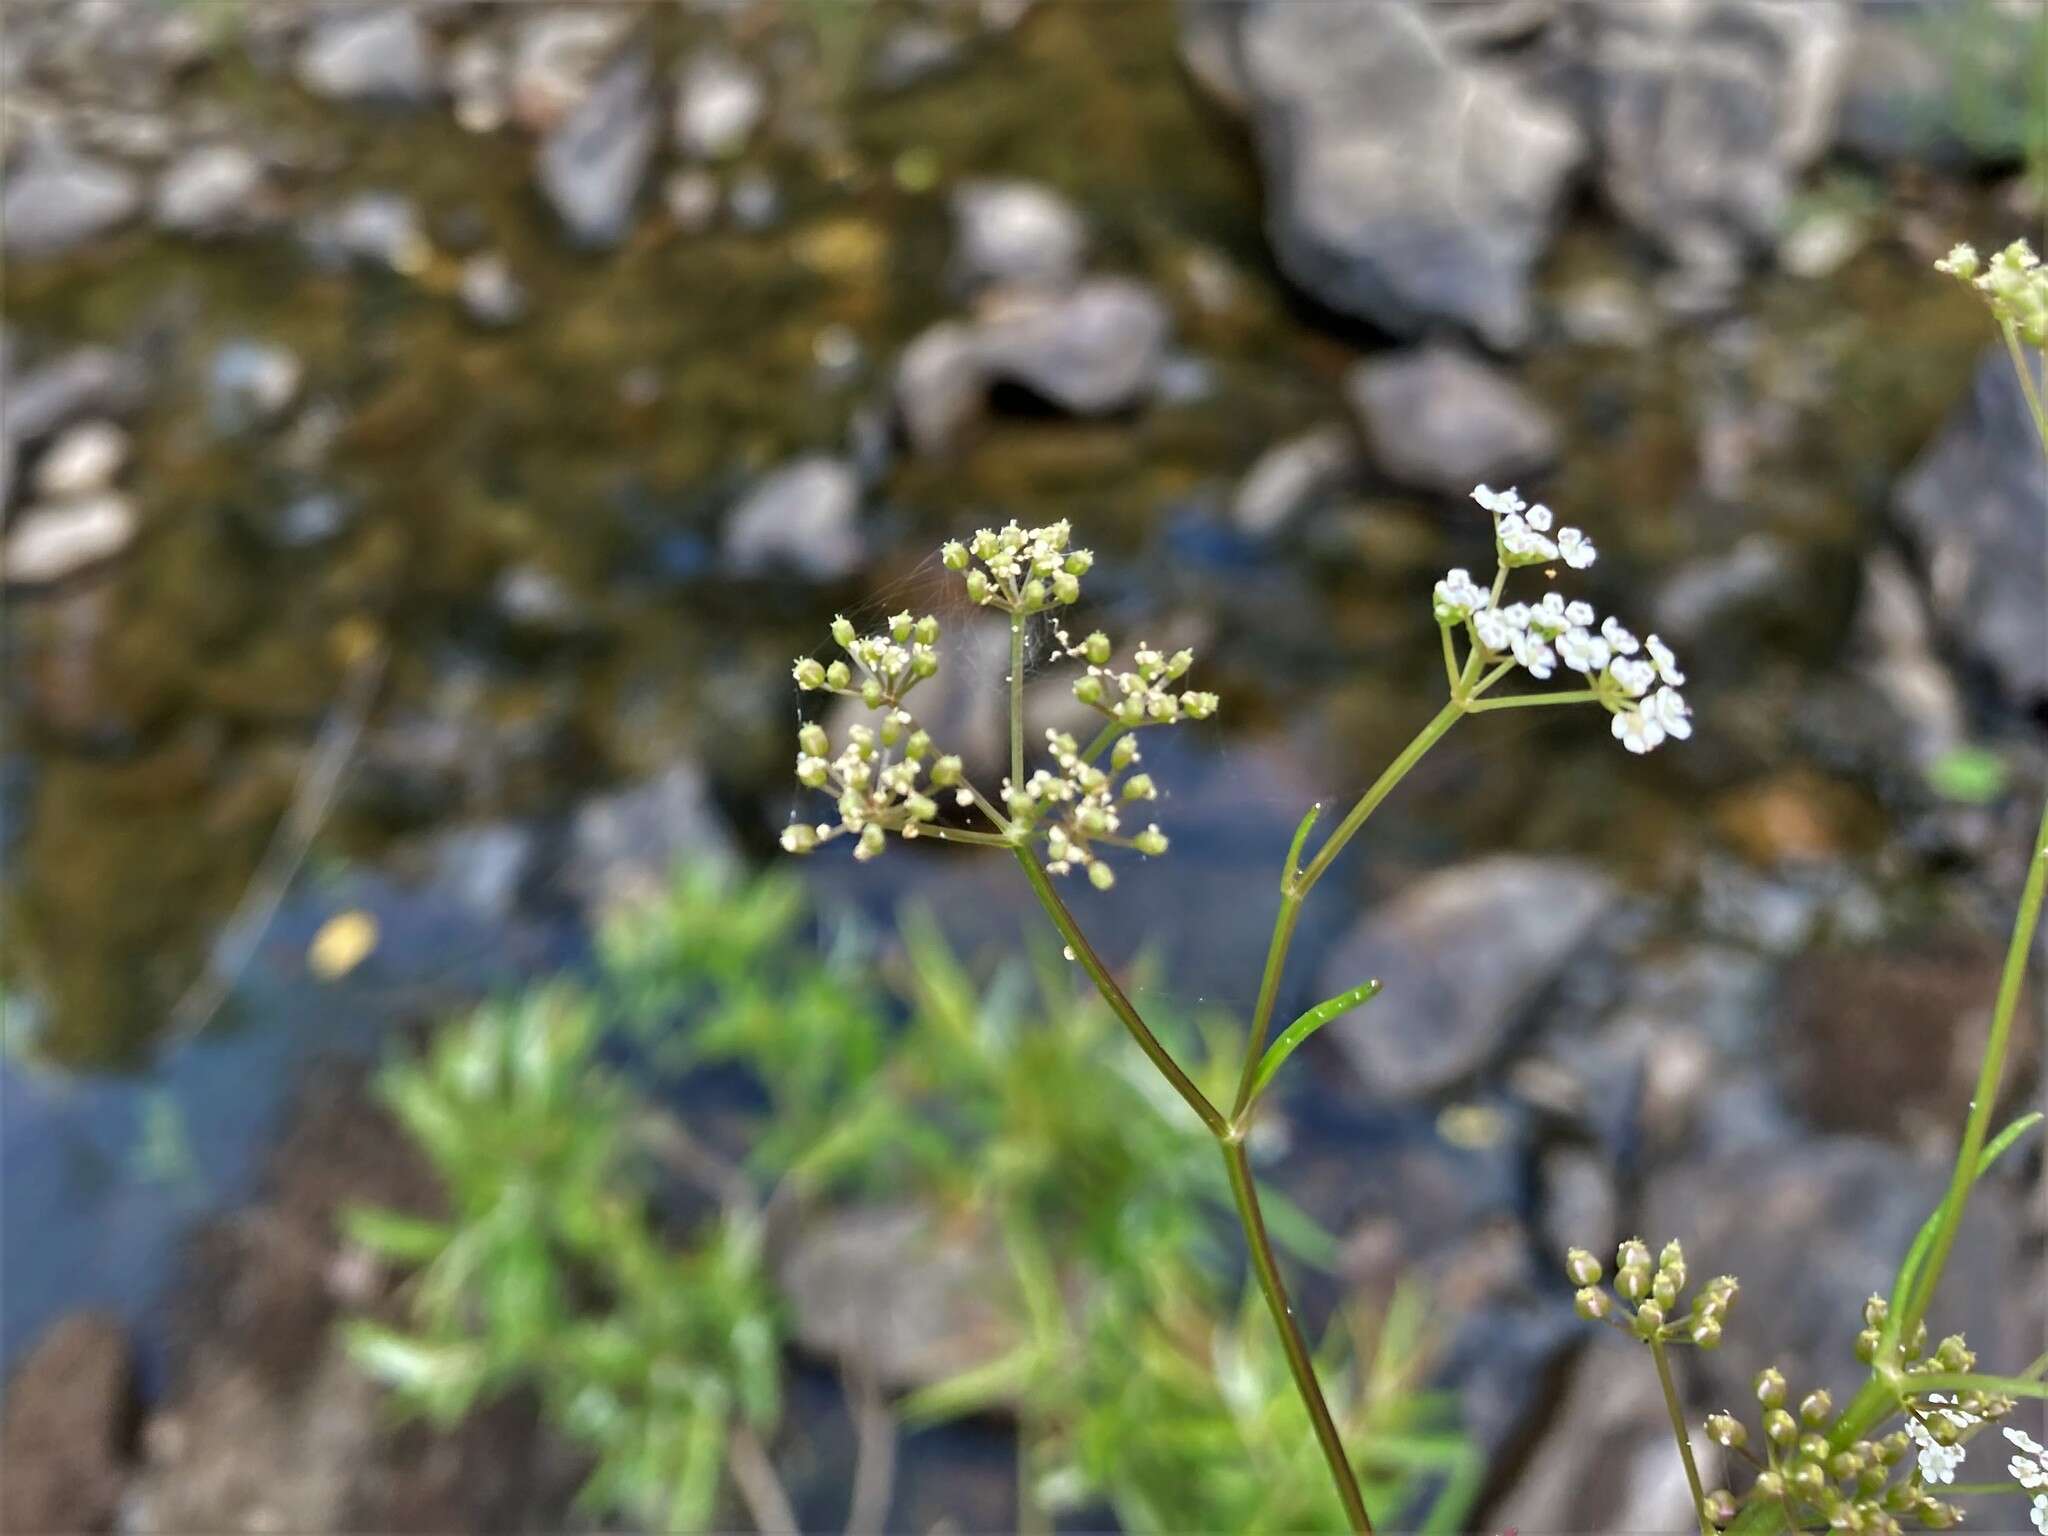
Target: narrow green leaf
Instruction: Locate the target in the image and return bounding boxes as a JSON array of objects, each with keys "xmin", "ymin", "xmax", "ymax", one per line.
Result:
[
  {"xmin": 1246, "ymin": 980, "xmax": 1382, "ymax": 1106},
  {"xmin": 1886, "ymin": 1111, "xmax": 2042, "ymax": 1345},
  {"xmin": 340, "ymin": 1204, "xmax": 453, "ymax": 1263}
]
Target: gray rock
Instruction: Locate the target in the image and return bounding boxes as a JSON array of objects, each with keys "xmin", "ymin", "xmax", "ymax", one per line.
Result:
[
  {"xmin": 304, "ymin": 190, "xmax": 428, "ymax": 273},
  {"xmin": 894, "ymin": 320, "xmax": 986, "ymax": 456},
  {"xmin": 1230, "ymin": 424, "xmax": 1360, "ymax": 539},
  {"xmin": 1580, "ymin": 0, "xmax": 1849, "ymax": 292},
  {"xmin": 493, "ymin": 562, "xmax": 582, "ymax": 632},
  {"xmin": 537, "ymin": 48, "xmax": 656, "ymax": 248},
  {"xmin": 869, "ymin": 22, "xmax": 963, "ymax": 92},
  {"xmin": 32, "ymin": 421, "xmax": 127, "ymax": 499},
  {"xmin": 1893, "ymin": 345, "xmax": 2048, "ymax": 708},
  {"xmin": 295, "ymin": 6, "xmax": 436, "ymax": 104},
  {"xmin": 207, "ymin": 339, "xmax": 302, "ymax": 434},
  {"xmin": 152, "ymin": 144, "xmax": 266, "ymax": 236},
  {"xmin": 974, "ymin": 277, "xmax": 1171, "ymax": 416},
  {"xmin": 269, "ymin": 489, "xmax": 354, "ymax": 549},
  {"xmin": 1427, "ymin": 0, "xmax": 1559, "ymax": 49},
  {"xmin": 446, "ymin": 34, "xmax": 507, "ymax": 133},
  {"xmin": 663, "ymin": 167, "xmax": 720, "ymax": 231},
  {"xmin": 509, "ymin": 7, "xmax": 633, "ymax": 130},
  {"xmin": 950, "ymin": 178, "xmax": 1087, "ymax": 292},
  {"xmin": 727, "ymin": 169, "xmax": 782, "ymax": 232},
  {"xmin": 562, "ymin": 761, "xmax": 737, "ymax": 918},
  {"xmin": 1319, "ymin": 856, "xmax": 1617, "ymax": 1099},
  {"xmin": 0, "ymin": 1313, "xmax": 133, "ymax": 1536},
  {"xmin": 777, "ymin": 1203, "xmax": 1020, "ymax": 1391},
  {"xmin": 723, "ymin": 455, "xmax": 863, "ymax": 581},
  {"xmin": 1651, "ymin": 533, "xmax": 1795, "ymax": 645},
  {"xmin": 456, "ymin": 252, "xmax": 528, "ymax": 328},
  {"xmin": 414, "ymin": 822, "xmax": 539, "ymax": 921},
  {"xmin": 1229, "ymin": 0, "xmax": 1583, "ymax": 349},
  {"xmin": 1555, "ymin": 275, "xmax": 1657, "ymax": 350},
  {"xmin": 2, "ymin": 347, "xmax": 146, "ymax": 461},
  {"xmin": 1850, "ymin": 548, "xmax": 1964, "ymax": 770},
  {"xmin": 674, "ymin": 48, "xmax": 766, "ymax": 160},
  {"xmin": 2, "ymin": 495, "xmax": 139, "ymax": 586},
  {"xmin": 1346, "ymin": 343, "xmax": 1557, "ymax": 498},
  {"xmin": 1, "ymin": 142, "xmax": 141, "ymax": 256}
]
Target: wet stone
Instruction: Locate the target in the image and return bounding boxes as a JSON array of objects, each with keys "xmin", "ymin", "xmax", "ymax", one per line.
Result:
[
  {"xmin": 722, "ymin": 454, "xmax": 863, "ymax": 581},
  {"xmin": 2, "ymin": 494, "xmax": 140, "ymax": 587},
  {"xmin": 1230, "ymin": 424, "xmax": 1361, "ymax": 539},
  {"xmin": 1346, "ymin": 343, "xmax": 1557, "ymax": 499},
  {"xmin": 32, "ymin": 420, "xmax": 128, "ymax": 499},
  {"xmin": 207, "ymin": 339, "xmax": 302, "ymax": 435},
  {"xmin": 303, "ymin": 190, "xmax": 429, "ymax": 274},
  {"xmin": 973, "ymin": 277, "xmax": 1170, "ymax": 416},
  {"xmin": 894, "ymin": 320, "xmax": 986, "ymax": 457},
  {"xmin": 456, "ymin": 252, "xmax": 528, "ymax": 329},
  {"xmin": 728, "ymin": 169, "xmax": 782, "ymax": 232},
  {"xmin": 1, "ymin": 140, "xmax": 142, "ymax": 257},
  {"xmin": 869, "ymin": 22, "xmax": 963, "ymax": 93},
  {"xmin": 509, "ymin": 8, "xmax": 634, "ymax": 131},
  {"xmin": 295, "ymin": 6, "xmax": 437, "ymax": 105},
  {"xmin": 950, "ymin": 177, "xmax": 1087, "ymax": 292},
  {"xmin": 0, "ymin": 1312, "xmax": 135, "ymax": 1535},
  {"xmin": 3, "ymin": 347, "xmax": 147, "ymax": 451},
  {"xmin": 663, "ymin": 167, "xmax": 720, "ymax": 231},
  {"xmin": 152, "ymin": 143, "xmax": 267, "ymax": 236},
  {"xmin": 536, "ymin": 49, "xmax": 656, "ymax": 249},
  {"xmin": 674, "ymin": 48, "xmax": 766, "ymax": 161}
]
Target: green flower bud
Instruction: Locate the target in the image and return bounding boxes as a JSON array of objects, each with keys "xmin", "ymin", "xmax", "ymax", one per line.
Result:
[
  {"xmin": 799, "ymin": 723, "xmax": 829, "ymax": 756},
  {"xmin": 889, "ymin": 612, "xmax": 913, "ymax": 642},
  {"xmin": 794, "ymin": 657, "xmax": 827, "ymax": 689},
  {"xmin": 1764, "ymin": 1409, "xmax": 1797, "ymax": 1448},
  {"xmin": 797, "ymin": 756, "xmax": 829, "ymax": 789},
  {"xmin": 1799, "ymin": 1390, "xmax": 1833, "ymax": 1427},
  {"xmin": 1122, "ymin": 773, "xmax": 1156, "ymax": 801},
  {"xmin": 1082, "ymin": 631, "xmax": 1112, "ymax": 665},
  {"xmin": 930, "ymin": 755, "xmax": 962, "ymax": 788},
  {"xmin": 855, "ymin": 824, "xmax": 886, "ymax": 861},
  {"xmin": 861, "ymin": 679, "xmax": 884, "ymax": 708},
  {"xmin": 1181, "ymin": 691, "xmax": 1219, "ymax": 719},
  {"xmin": 966, "ymin": 570, "xmax": 990, "ymax": 604},
  {"xmin": 1790, "ymin": 1461, "xmax": 1825, "ymax": 1501},
  {"xmin": 905, "ymin": 730, "xmax": 931, "ymax": 759},
  {"xmin": 1064, "ymin": 550, "xmax": 1093, "ymax": 575},
  {"xmin": 1862, "ymin": 1295, "xmax": 1888, "ymax": 1330},
  {"xmin": 1632, "ymin": 1301, "xmax": 1665, "ymax": 1338},
  {"xmin": 915, "ymin": 615, "xmax": 940, "ymax": 645},
  {"xmin": 1565, "ymin": 1247, "xmax": 1604, "ymax": 1287},
  {"xmin": 1052, "ymin": 572, "xmax": 1080, "ymax": 605},
  {"xmin": 1854, "ymin": 1329, "xmax": 1879, "ymax": 1363},
  {"xmin": 911, "ymin": 650, "xmax": 939, "ymax": 679},
  {"xmin": 1875, "ymin": 1432, "xmax": 1908, "ymax": 1467},
  {"xmin": 905, "ymin": 793, "xmax": 937, "ymax": 822},
  {"xmin": 1133, "ymin": 826, "xmax": 1168, "ymax": 857},
  {"xmin": 1074, "ymin": 675, "xmax": 1105, "ymax": 706},
  {"xmin": 1117, "ymin": 697, "xmax": 1146, "ymax": 726},
  {"xmin": 1830, "ymin": 1451, "xmax": 1863, "ymax": 1483},
  {"xmin": 942, "ymin": 541, "xmax": 968, "ymax": 571},
  {"xmin": 1088, "ymin": 860, "xmax": 1115, "ymax": 891},
  {"xmin": 1574, "ymin": 1286, "xmax": 1612, "ymax": 1322},
  {"xmin": 1111, "ymin": 734, "xmax": 1138, "ymax": 769},
  {"xmin": 780, "ymin": 823, "xmax": 818, "ymax": 853},
  {"xmin": 1753, "ymin": 1472, "xmax": 1784, "ymax": 1501},
  {"xmin": 1617, "ymin": 1238, "xmax": 1652, "ymax": 1272},
  {"xmin": 831, "ymin": 615, "xmax": 856, "ymax": 648},
  {"xmin": 1617, "ymin": 1264, "xmax": 1650, "ymax": 1303},
  {"xmin": 1692, "ymin": 1318, "xmax": 1722, "ymax": 1349},
  {"xmin": 1755, "ymin": 1369, "xmax": 1787, "ymax": 1408},
  {"xmin": 1704, "ymin": 1490, "xmax": 1737, "ymax": 1527},
  {"xmin": 1706, "ymin": 1413, "xmax": 1747, "ymax": 1449},
  {"xmin": 1798, "ymin": 1434, "xmax": 1829, "ymax": 1465},
  {"xmin": 1659, "ymin": 1239, "xmax": 1685, "ymax": 1270},
  {"xmin": 1652, "ymin": 1271, "xmax": 1679, "ymax": 1309},
  {"xmin": 1933, "ymin": 1335, "xmax": 1973, "ymax": 1373},
  {"xmin": 1021, "ymin": 578, "xmax": 1046, "ymax": 612},
  {"xmin": 826, "ymin": 660, "xmax": 852, "ymax": 690}
]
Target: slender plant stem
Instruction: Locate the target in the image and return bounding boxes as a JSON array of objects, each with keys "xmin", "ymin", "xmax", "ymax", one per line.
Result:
[
  {"xmin": 1464, "ymin": 688, "xmax": 1601, "ymax": 713},
  {"xmin": 1998, "ymin": 322, "xmax": 2048, "ymax": 460},
  {"xmin": 1298, "ymin": 699, "xmax": 1463, "ymax": 897},
  {"xmin": 917, "ymin": 825, "xmax": 1014, "ymax": 848},
  {"xmin": 1223, "ymin": 1140, "xmax": 1374, "ymax": 1533},
  {"xmin": 1650, "ymin": 1337, "xmax": 1713, "ymax": 1536},
  {"xmin": 1013, "ymin": 847, "xmax": 1228, "ymax": 1139},
  {"xmin": 1899, "ymin": 785, "xmax": 2048, "ymax": 1341},
  {"xmin": 1234, "ymin": 886, "xmax": 1304, "ymax": 1119},
  {"xmin": 1009, "ymin": 615, "xmax": 1026, "ymax": 793}
]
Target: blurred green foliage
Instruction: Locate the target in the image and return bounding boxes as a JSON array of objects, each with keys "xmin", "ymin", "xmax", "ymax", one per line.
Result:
[{"xmin": 347, "ymin": 867, "xmax": 1472, "ymax": 1531}]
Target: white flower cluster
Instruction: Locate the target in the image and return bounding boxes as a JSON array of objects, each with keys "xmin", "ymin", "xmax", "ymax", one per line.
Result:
[
  {"xmin": 1937, "ymin": 239, "xmax": 2048, "ymax": 346},
  {"xmin": 1436, "ymin": 486, "xmax": 1692, "ymax": 754},
  {"xmin": 1906, "ymin": 1395, "xmax": 1980, "ymax": 1486},
  {"xmin": 1004, "ymin": 727, "xmax": 1167, "ymax": 890},
  {"xmin": 1473, "ymin": 483, "xmax": 1596, "ymax": 569},
  {"xmin": 2006, "ymin": 1427, "xmax": 2048, "ymax": 1534},
  {"xmin": 1061, "ymin": 628, "xmax": 1221, "ymax": 727},
  {"xmin": 942, "ymin": 518, "xmax": 1094, "ymax": 614},
  {"xmin": 792, "ymin": 611, "xmax": 941, "ymax": 710},
  {"xmin": 782, "ymin": 716, "xmax": 966, "ymax": 860}
]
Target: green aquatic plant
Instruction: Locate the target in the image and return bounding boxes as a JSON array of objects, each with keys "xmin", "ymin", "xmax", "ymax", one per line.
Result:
[
  {"xmin": 1561, "ymin": 242, "xmax": 2048, "ymax": 1536},
  {"xmin": 345, "ymin": 870, "xmax": 1468, "ymax": 1531},
  {"xmin": 781, "ymin": 499, "xmax": 1688, "ymax": 1526}
]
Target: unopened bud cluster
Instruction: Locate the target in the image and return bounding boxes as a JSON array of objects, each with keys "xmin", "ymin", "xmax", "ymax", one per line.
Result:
[
  {"xmin": 941, "ymin": 519, "xmax": 1094, "ymax": 615},
  {"xmin": 1566, "ymin": 1238, "xmax": 1733, "ymax": 1348},
  {"xmin": 784, "ymin": 523, "xmax": 1214, "ymax": 884},
  {"xmin": 1937, "ymin": 239, "xmax": 2048, "ymax": 346}
]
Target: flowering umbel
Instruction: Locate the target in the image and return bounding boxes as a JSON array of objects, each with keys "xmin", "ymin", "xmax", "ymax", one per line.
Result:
[
  {"xmin": 1438, "ymin": 486, "xmax": 1692, "ymax": 754},
  {"xmin": 783, "ymin": 522, "xmax": 1213, "ymax": 885},
  {"xmin": 1937, "ymin": 239, "xmax": 2048, "ymax": 346}
]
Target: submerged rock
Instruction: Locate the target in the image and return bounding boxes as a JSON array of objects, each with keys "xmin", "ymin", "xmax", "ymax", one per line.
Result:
[
  {"xmin": 456, "ymin": 252, "xmax": 529, "ymax": 328},
  {"xmin": 295, "ymin": 6, "xmax": 437, "ymax": 105},
  {"xmin": 303, "ymin": 190, "xmax": 429, "ymax": 274},
  {"xmin": 207, "ymin": 339, "xmax": 302, "ymax": 434},
  {"xmin": 1319, "ymin": 856, "xmax": 1617, "ymax": 1100},
  {"xmin": 561, "ymin": 761, "xmax": 737, "ymax": 918},
  {"xmin": 0, "ymin": 1312, "xmax": 134, "ymax": 1535},
  {"xmin": 723, "ymin": 455, "xmax": 863, "ymax": 581},
  {"xmin": 1580, "ymin": 0, "xmax": 1848, "ymax": 298},
  {"xmin": 537, "ymin": 48, "xmax": 656, "ymax": 248},
  {"xmin": 973, "ymin": 277, "xmax": 1170, "ymax": 415},
  {"xmin": 1223, "ymin": 0, "xmax": 1582, "ymax": 349},
  {"xmin": 1893, "ymin": 345, "xmax": 2048, "ymax": 708},
  {"xmin": 1, "ymin": 140, "xmax": 141, "ymax": 256},
  {"xmin": 950, "ymin": 178, "xmax": 1087, "ymax": 292},
  {"xmin": 1346, "ymin": 344, "xmax": 1557, "ymax": 498},
  {"xmin": 674, "ymin": 48, "xmax": 766, "ymax": 160},
  {"xmin": 2, "ymin": 494, "xmax": 139, "ymax": 587},
  {"xmin": 893, "ymin": 320, "xmax": 986, "ymax": 456},
  {"xmin": 153, "ymin": 143, "xmax": 267, "ymax": 236},
  {"xmin": 32, "ymin": 420, "xmax": 128, "ymax": 499},
  {"xmin": 1230, "ymin": 424, "xmax": 1361, "ymax": 539},
  {"xmin": 510, "ymin": 7, "xmax": 634, "ymax": 130}
]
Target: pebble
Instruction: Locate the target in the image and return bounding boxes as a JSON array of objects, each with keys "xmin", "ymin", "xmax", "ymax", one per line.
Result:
[
  {"xmin": 674, "ymin": 49, "xmax": 766, "ymax": 160},
  {"xmin": 2, "ymin": 495, "xmax": 139, "ymax": 586},
  {"xmin": 457, "ymin": 253, "xmax": 528, "ymax": 328},
  {"xmin": 32, "ymin": 422, "xmax": 127, "ymax": 499},
  {"xmin": 152, "ymin": 143, "xmax": 265, "ymax": 236},
  {"xmin": 207, "ymin": 340, "xmax": 302, "ymax": 434}
]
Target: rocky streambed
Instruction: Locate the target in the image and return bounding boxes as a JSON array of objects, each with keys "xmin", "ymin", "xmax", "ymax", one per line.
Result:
[{"xmin": 3, "ymin": 0, "xmax": 2046, "ymax": 1531}]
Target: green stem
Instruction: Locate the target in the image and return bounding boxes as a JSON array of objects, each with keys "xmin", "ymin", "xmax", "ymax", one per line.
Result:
[
  {"xmin": 1080, "ymin": 720, "xmax": 1125, "ymax": 765},
  {"xmin": 1650, "ymin": 1337, "xmax": 1713, "ymax": 1536},
  {"xmin": 917, "ymin": 825, "xmax": 1014, "ymax": 848},
  {"xmin": 1464, "ymin": 688, "xmax": 1601, "ymax": 713},
  {"xmin": 1897, "ymin": 787, "xmax": 2048, "ymax": 1342},
  {"xmin": 1012, "ymin": 847, "xmax": 1228, "ymax": 1140},
  {"xmin": 1223, "ymin": 1140, "xmax": 1374, "ymax": 1534},
  {"xmin": 1230, "ymin": 805, "xmax": 1322, "ymax": 1122},
  {"xmin": 1998, "ymin": 321, "xmax": 2048, "ymax": 460},
  {"xmin": 1009, "ymin": 614, "xmax": 1026, "ymax": 793},
  {"xmin": 1297, "ymin": 700, "xmax": 1463, "ymax": 897}
]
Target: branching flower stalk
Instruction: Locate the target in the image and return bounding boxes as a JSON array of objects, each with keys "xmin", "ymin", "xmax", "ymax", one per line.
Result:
[
  {"xmin": 784, "ymin": 502, "xmax": 1689, "ymax": 1527},
  {"xmin": 1583, "ymin": 241, "xmax": 2048, "ymax": 1536}
]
